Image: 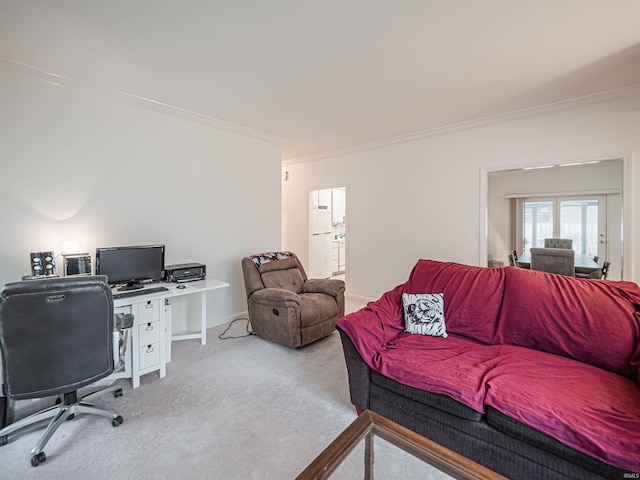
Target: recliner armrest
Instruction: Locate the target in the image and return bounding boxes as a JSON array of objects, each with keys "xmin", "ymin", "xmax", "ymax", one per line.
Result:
[
  {"xmin": 303, "ymin": 279, "xmax": 345, "ymax": 297},
  {"xmin": 251, "ymin": 288, "xmax": 301, "ymax": 305}
]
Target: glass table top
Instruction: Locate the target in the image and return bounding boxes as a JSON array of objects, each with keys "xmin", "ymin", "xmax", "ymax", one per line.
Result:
[{"xmin": 297, "ymin": 410, "xmax": 508, "ymax": 480}]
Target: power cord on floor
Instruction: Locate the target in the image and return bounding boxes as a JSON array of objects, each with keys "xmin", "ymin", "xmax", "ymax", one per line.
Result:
[{"xmin": 218, "ymin": 317, "xmax": 255, "ymax": 339}]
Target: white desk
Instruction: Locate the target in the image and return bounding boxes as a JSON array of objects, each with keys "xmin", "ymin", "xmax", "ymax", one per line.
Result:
[
  {"xmin": 112, "ymin": 278, "xmax": 229, "ymax": 387},
  {"xmin": 115, "ymin": 278, "xmax": 230, "ymax": 345}
]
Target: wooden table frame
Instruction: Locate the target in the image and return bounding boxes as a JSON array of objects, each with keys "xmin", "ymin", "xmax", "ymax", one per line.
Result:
[{"xmin": 296, "ymin": 410, "xmax": 507, "ymax": 480}]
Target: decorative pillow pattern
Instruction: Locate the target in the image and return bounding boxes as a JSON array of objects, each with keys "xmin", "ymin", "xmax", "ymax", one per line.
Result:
[
  {"xmin": 249, "ymin": 251, "xmax": 296, "ymax": 267},
  {"xmin": 402, "ymin": 293, "xmax": 448, "ymax": 338}
]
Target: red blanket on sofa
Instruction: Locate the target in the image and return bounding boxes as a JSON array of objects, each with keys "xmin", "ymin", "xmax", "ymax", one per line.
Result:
[{"xmin": 337, "ymin": 260, "xmax": 640, "ymax": 472}]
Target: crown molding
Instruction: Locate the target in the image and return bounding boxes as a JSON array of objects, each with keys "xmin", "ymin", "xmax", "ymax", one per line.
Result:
[
  {"xmin": 0, "ymin": 57, "xmax": 287, "ymax": 146},
  {"xmin": 283, "ymin": 84, "xmax": 640, "ymax": 166}
]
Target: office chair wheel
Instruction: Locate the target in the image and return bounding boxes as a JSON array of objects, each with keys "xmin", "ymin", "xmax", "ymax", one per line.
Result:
[
  {"xmin": 114, "ymin": 388, "xmax": 123, "ymax": 398},
  {"xmin": 31, "ymin": 451, "xmax": 46, "ymax": 467},
  {"xmin": 112, "ymin": 415, "xmax": 123, "ymax": 427},
  {"xmin": 0, "ymin": 435, "xmax": 7, "ymax": 446}
]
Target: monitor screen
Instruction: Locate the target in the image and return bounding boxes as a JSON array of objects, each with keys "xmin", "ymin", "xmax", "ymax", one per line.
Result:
[{"xmin": 95, "ymin": 244, "xmax": 165, "ymax": 290}]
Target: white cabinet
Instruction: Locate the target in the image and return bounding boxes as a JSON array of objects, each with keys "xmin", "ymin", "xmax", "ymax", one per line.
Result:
[
  {"xmin": 332, "ymin": 188, "xmax": 346, "ymax": 224},
  {"xmin": 108, "ymin": 279, "xmax": 229, "ymax": 388},
  {"xmin": 131, "ymin": 299, "xmax": 165, "ymax": 387},
  {"xmin": 332, "ymin": 239, "xmax": 346, "ymax": 275},
  {"xmin": 331, "ymin": 241, "xmax": 339, "ymax": 274},
  {"xmin": 318, "ymin": 189, "xmax": 332, "ymax": 208},
  {"xmin": 113, "ymin": 298, "xmax": 166, "ymax": 388}
]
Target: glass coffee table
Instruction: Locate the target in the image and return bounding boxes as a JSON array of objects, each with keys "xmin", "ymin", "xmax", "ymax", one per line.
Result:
[{"xmin": 297, "ymin": 410, "xmax": 508, "ymax": 480}]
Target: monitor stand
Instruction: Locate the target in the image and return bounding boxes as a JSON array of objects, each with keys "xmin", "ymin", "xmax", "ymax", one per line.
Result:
[{"xmin": 117, "ymin": 282, "xmax": 144, "ymax": 292}]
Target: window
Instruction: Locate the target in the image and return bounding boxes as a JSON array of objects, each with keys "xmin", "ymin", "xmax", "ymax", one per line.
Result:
[{"xmin": 520, "ymin": 195, "xmax": 606, "ymax": 257}]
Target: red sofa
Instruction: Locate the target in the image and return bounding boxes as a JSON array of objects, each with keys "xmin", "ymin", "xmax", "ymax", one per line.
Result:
[{"xmin": 337, "ymin": 260, "xmax": 640, "ymax": 479}]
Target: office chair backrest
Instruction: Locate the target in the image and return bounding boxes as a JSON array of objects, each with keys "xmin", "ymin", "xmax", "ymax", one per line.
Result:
[{"xmin": 0, "ymin": 276, "xmax": 114, "ymax": 400}]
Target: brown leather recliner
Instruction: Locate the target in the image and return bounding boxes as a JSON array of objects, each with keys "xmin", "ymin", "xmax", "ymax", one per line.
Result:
[{"xmin": 241, "ymin": 252, "xmax": 345, "ymax": 348}]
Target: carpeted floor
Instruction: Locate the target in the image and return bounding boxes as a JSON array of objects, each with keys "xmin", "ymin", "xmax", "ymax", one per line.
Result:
[{"xmin": 2, "ymin": 317, "xmax": 452, "ymax": 479}]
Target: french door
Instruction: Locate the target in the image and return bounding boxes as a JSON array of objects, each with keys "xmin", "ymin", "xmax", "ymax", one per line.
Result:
[{"xmin": 520, "ymin": 195, "xmax": 607, "ymax": 258}]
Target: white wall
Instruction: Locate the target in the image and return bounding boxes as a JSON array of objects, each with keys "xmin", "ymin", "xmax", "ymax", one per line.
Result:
[
  {"xmin": 0, "ymin": 66, "xmax": 283, "ymax": 329},
  {"xmin": 282, "ymin": 93, "xmax": 640, "ymax": 301}
]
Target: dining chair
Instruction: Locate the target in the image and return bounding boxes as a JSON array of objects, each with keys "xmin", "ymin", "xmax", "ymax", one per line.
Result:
[
  {"xmin": 601, "ymin": 261, "xmax": 611, "ymax": 279},
  {"xmin": 576, "ymin": 256, "xmax": 605, "ymax": 279},
  {"xmin": 544, "ymin": 238, "xmax": 573, "ymax": 249},
  {"xmin": 530, "ymin": 248, "xmax": 575, "ymax": 277}
]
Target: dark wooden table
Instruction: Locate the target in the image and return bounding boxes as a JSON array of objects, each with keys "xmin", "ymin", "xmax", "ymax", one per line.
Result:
[{"xmin": 516, "ymin": 251, "xmax": 601, "ymax": 275}]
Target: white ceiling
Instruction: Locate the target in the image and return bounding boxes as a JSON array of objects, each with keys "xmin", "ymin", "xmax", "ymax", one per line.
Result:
[{"xmin": 1, "ymin": 1, "xmax": 639, "ymax": 161}]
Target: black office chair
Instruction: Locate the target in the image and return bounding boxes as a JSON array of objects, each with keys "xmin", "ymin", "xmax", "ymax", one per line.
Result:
[{"xmin": 0, "ymin": 276, "xmax": 124, "ymax": 467}]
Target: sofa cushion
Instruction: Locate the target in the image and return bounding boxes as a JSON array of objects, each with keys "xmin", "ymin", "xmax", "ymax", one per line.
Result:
[
  {"xmin": 402, "ymin": 293, "xmax": 448, "ymax": 337},
  {"xmin": 365, "ymin": 332, "xmax": 506, "ymax": 412},
  {"xmin": 370, "ymin": 369, "xmax": 482, "ymax": 421},
  {"xmin": 482, "ymin": 346, "xmax": 640, "ymax": 472},
  {"xmin": 403, "ymin": 260, "xmax": 506, "ymax": 344},
  {"xmin": 498, "ymin": 266, "xmax": 640, "ymax": 379}
]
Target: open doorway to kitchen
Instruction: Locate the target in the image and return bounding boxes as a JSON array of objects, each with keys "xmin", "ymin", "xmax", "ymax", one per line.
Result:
[{"xmin": 309, "ymin": 187, "xmax": 346, "ymax": 280}]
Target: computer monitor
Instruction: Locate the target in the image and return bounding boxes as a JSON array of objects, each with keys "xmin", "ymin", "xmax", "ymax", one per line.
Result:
[{"xmin": 95, "ymin": 244, "xmax": 165, "ymax": 291}]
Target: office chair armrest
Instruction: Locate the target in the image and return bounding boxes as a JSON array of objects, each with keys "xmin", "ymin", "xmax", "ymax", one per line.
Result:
[
  {"xmin": 251, "ymin": 288, "xmax": 301, "ymax": 305},
  {"xmin": 303, "ymin": 279, "xmax": 345, "ymax": 297}
]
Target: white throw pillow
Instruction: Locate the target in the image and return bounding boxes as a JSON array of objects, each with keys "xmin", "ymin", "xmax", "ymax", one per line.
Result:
[{"xmin": 402, "ymin": 293, "xmax": 448, "ymax": 338}]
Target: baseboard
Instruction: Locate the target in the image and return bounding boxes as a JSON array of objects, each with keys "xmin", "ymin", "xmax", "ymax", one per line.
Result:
[{"xmin": 346, "ymin": 293, "xmax": 374, "ymax": 305}]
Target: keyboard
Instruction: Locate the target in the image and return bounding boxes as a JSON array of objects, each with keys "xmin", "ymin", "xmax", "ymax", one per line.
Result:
[{"xmin": 113, "ymin": 286, "xmax": 169, "ymax": 299}]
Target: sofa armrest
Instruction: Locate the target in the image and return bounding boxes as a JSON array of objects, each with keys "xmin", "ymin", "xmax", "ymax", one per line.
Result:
[
  {"xmin": 338, "ymin": 327, "xmax": 370, "ymax": 412},
  {"xmin": 303, "ymin": 278, "xmax": 345, "ymax": 297},
  {"xmin": 337, "ymin": 283, "xmax": 405, "ymax": 354},
  {"xmin": 250, "ymin": 288, "xmax": 300, "ymax": 306}
]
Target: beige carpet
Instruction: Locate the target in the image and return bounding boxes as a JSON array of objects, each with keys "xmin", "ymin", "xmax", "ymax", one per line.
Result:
[{"xmin": 1, "ymin": 318, "xmax": 451, "ymax": 479}]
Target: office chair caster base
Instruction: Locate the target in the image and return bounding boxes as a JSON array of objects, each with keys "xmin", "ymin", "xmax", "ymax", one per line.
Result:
[
  {"xmin": 0, "ymin": 435, "xmax": 7, "ymax": 446},
  {"xmin": 112, "ymin": 415, "xmax": 123, "ymax": 427},
  {"xmin": 31, "ymin": 451, "xmax": 46, "ymax": 467},
  {"xmin": 53, "ymin": 398, "xmax": 74, "ymax": 420}
]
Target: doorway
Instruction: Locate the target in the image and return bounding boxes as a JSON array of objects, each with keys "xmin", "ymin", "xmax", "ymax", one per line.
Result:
[
  {"xmin": 482, "ymin": 158, "xmax": 627, "ymax": 280},
  {"xmin": 309, "ymin": 187, "xmax": 346, "ymax": 279}
]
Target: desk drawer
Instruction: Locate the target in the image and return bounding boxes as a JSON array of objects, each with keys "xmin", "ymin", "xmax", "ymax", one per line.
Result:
[
  {"xmin": 138, "ymin": 300, "xmax": 160, "ymax": 323},
  {"xmin": 139, "ymin": 343, "xmax": 160, "ymax": 370},
  {"xmin": 138, "ymin": 321, "xmax": 160, "ymax": 346}
]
